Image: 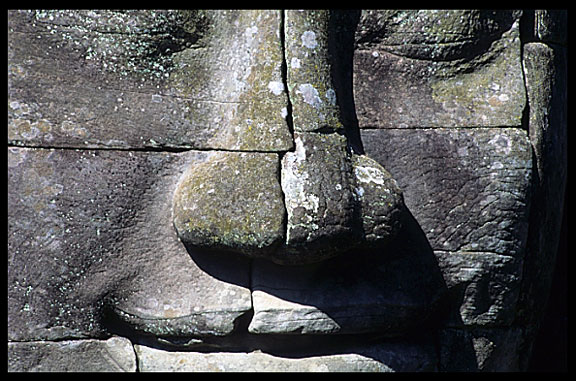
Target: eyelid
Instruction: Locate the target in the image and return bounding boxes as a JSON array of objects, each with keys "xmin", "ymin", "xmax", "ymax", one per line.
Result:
[{"xmin": 355, "ymin": 10, "xmax": 519, "ymax": 62}]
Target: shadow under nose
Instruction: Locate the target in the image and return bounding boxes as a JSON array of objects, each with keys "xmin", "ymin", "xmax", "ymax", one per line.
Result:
[
  {"xmin": 247, "ymin": 207, "xmax": 448, "ymax": 336},
  {"xmin": 183, "ymin": 206, "xmax": 448, "ymax": 338}
]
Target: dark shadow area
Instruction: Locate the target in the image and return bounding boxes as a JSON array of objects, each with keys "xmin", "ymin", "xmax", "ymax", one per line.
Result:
[
  {"xmin": 527, "ymin": 195, "xmax": 567, "ymax": 372},
  {"xmin": 179, "ymin": 244, "xmax": 253, "ymax": 291},
  {"xmin": 176, "ymin": 206, "xmax": 452, "ymax": 370},
  {"xmin": 328, "ymin": 10, "xmax": 364, "ymax": 155}
]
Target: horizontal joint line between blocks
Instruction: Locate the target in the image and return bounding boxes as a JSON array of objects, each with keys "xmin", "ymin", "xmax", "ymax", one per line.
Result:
[{"xmin": 7, "ymin": 142, "xmax": 288, "ymax": 155}]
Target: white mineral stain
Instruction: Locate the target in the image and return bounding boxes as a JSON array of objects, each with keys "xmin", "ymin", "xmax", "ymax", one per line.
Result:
[
  {"xmin": 355, "ymin": 165, "xmax": 386, "ymax": 185},
  {"xmin": 267, "ymin": 81, "xmax": 285, "ymax": 96},
  {"xmin": 245, "ymin": 25, "xmax": 258, "ymax": 40},
  {"xmin": 281, "ymin": 136, "xmax": 324, "ymax": 241},
  {"xmin": 8, "ymin": 147, "xmax": 26, "ymax": 168},
  {"xmin": 491, "ymin": 161, "xmax": 504, "ymax": 170},
  {"xmin": 301, "ymin": 30, "xmax": 317, "ymax": 49},
  {"xmin": 296, "ymin": 84, "xmax": 322, "ymax": 108},
  {"xmin": 325, "ymin": 88, "xmax": 337, "ymax": 106},
  {"xmin": 291, "ymin": 136, "xmax": 307, "ymax": 162},
  {"xmin": 488, "ymin": 134, "xmax": 512, "ymax": 155},
  {"xmin": 457, "ymin": 146, "xmax": 469, "ymax": 156},
  {"xmin": 290, "ymin": 57, "xmax": 301, "ymax": 69}
]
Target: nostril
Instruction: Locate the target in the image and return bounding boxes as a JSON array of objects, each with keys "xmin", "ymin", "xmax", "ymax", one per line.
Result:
[
  {"xmin": 352, "ymin": 154, "xmax": 405, "ymax": 249},
  {"xmin": 276, "ymin": 133, "xmax": 406, "ymax": 265}
]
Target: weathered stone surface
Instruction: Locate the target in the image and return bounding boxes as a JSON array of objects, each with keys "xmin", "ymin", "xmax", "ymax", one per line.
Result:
[
  {"xmin": 8, "ymin": 148, "xmax": 252, "ymax": 341},
  {"xmin": 439, "ymin": 327, "xmax": 523, "ymax": 371},
  {"xmin": 135, "ymin": 340, "xmax": 437, "ymax": 372},
  {"xmin": 8, "ymin": 337, "xmax": 136, "ymax": 372},
  {"xmin": 354, "ymin": 10, "xmax": 525, "ymax": 128},
  {"xmin": 278, "ymin": 132, "xmax": 357, "ymax": 264},
  {"xmin": 136, "ymin": 347, "xmax": 388, "ymax": 372},
  {"xmin": 8, "ymin": 10, "xmax": 293, "ymax": 151},
  {"xmin": 352, "ymin": 154, "xmax": 405, "ymax": 248},
  {"xmin": 361, "ymin": 128, "xmax": 532, "ymax": 256},
  {"xmin": 284, "ymin": 10, "xmax": 343, "ymax": 132},
  {"xmin": 173, "ymin": 151, "xmax": 285, "ymax": 258},
  {"xmin": 435, "ymin": 252, "xmax": 522, "ymax": 326},
  {"xmin": 111, "ymin": 250, "xmax": 252, "ymax": 339}
]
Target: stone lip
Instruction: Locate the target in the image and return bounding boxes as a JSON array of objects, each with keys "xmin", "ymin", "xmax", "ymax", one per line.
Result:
[
  {"xmin": 133, "ymin": 338, "xmax": 438, "ymax": 372},
  {"xmin": 110, "ymin": 206, "xmax": 446, "ymax": 342},
  {"xmin": 8, "ymin": 337, "xmax": 137, "ymax": 372}
]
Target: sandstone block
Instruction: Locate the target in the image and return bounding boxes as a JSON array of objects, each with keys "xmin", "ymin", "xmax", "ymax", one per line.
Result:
[
  {"xmin": 361, "ymin": 128, "xmax": 532, "ymax": 256},
  {"xmin": 8, "ymin": 10, "xmax": 293, "ymax": 151},
  {"xmin": 135, "ymin": 340, "xmax": 437, "ymax": 372},
  {"xmin": 249, "ymin": 225, "xmax": 446, "ymax": 336},
  {"xmin": 435, "ymin": 252, "xmax": 522, "ymax": 326},
  {"xmin": 8, "ymin": 148, "xmax": 252, "ymax": 341},
  {"xmin": 8, "ymin": 337, "xmax": 136, "ymax": 372},
  {"xmin": 284, "ymin": 10, "xmax": 343, "ymax": 132}
]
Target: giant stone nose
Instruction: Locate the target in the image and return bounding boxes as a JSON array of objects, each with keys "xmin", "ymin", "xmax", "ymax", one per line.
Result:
[
  {"xmin": 172, "ymin": 145, "xmax": 405, "ymax": 265},
  {"xmin": 173, "ymin": 10, "xmax": 406, "ymax": 265}
]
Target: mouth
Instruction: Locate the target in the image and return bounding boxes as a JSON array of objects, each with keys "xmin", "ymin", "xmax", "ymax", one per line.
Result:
[
  {"xmin": 130, "ymin": 332, "xmax": 439, "ymax": 372},
  {"xmin": 107, "ymin": 297, "xmax": 442, "ymax": 372},
  {"xmin": 103, "ymin": 219, "xmax": 447, "ymax": 371}
]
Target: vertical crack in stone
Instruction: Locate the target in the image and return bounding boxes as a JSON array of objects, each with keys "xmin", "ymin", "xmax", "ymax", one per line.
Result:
[
  {"xmin": 280, "ymin": 10, "xmax": 295, "ymax": 141},
  {"xmin": 276, "ymin": 10, "xmax": 361, "ymax": 264},
  {"xmin": 277, "ymin": 9, "xmax": 294, "ymax": 252},
  {"xmin": 518, "ymin": 11, "xmax": 532, "ymax": 135}
]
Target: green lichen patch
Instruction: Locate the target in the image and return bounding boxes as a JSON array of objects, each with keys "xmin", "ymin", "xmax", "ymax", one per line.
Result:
[
  {"xmin": 168, "ymin": 10, "xmax": 293, "ymax": 151},
  {"xmin": 25, "ymin": 10, "xmax": 209, "ymax": 81},
  {"xmin": 429, "ymin": 18, "xmax": 526, "ymax": 127},
  {"xmin": 173, "ymin": 151, "xmax": 285, "ymax": 257},
  {"xmin": 354, "ymin": 10, "xmax": 525, "ymax": 128}
]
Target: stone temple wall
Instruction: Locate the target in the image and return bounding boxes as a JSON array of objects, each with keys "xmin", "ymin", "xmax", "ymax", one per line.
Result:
[{"xmin": 8, "ymin": 10, "xmax": 566, "ymax": 372}]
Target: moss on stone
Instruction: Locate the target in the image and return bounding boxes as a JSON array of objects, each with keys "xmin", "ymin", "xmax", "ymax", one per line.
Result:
[
  {"xmin": 173, "ymin": 151, "xmax": 285, "ymax": 256},
  {"xmin": 169, "ymin": 10, "xmax": 293, "ymax": 151},
  {"xmin": 285, "ymin": 10, "xmax": 344, "ymax": 133},
  {"xmin": 429, "ymin": 18, "xmax": 525, "ymax": 127}
]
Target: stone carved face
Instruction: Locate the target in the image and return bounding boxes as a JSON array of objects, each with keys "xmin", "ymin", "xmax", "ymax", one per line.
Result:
[{"xmin": 8, "ymin": 10, "xmax": 566, "ymax": 371}]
